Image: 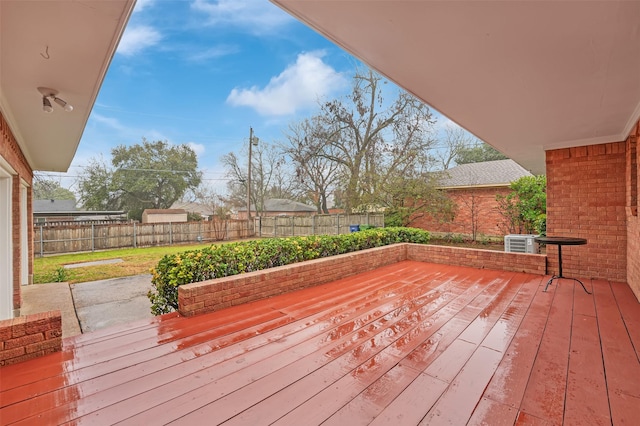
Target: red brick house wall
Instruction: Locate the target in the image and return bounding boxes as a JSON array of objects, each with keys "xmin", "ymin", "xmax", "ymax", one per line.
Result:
[
  {"xmin": 0, "ymin": 111, "xmax": 34, "ymax": 313},
  {"xmin": 626, "ymin": 123, "xmax": 640, "ymax": 299},
  {"xmin": 546, "ymin": 142, "xmax": 627, "ymax": 283},
  {"xmin": 410, "ymin": 186, "xmax": 512, "ymax": 238}
]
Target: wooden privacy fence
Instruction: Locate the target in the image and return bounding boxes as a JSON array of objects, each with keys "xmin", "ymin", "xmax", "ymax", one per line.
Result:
[
  {"xmin": 257, "ymin": 213, "xmax": 384, "ymax": 238},
  {"xmin": 34, "ymin": 219, "xmax": 252, "ymax": 257},
  {"xmin": 34, "ymin": 213, "xmax": 385, "ymax": 256}
]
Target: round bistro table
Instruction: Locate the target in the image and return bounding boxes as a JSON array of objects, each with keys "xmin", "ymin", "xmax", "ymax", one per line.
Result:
[{"xmin": 534, "ymin": 236, "xmax": 591, "ymax": 294}]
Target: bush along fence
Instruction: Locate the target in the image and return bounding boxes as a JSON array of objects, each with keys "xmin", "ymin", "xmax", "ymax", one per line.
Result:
[
  {"xmin": 256, "ymin": 213, "xmax": 384, "ymax": 237},
  {"xmin": 148, "ymin": 227, "xmax": 431, "ymax": 315}
]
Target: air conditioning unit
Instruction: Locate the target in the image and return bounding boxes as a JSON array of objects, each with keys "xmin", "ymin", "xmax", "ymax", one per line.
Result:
[{"xmin": 504, "ymin": 234, "xmax": 540, "ymax": 254}]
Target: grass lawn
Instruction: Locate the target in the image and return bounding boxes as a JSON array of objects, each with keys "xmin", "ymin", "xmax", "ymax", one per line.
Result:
[{"xmin": 33, "ymin": 242, "xmax": 228, "ymax": 284}]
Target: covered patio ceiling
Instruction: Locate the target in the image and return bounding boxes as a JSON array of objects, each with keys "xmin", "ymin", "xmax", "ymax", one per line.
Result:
[
  {"xmin": 0, "ymin": 0, "xmax": 135, "ymax": 172},
  {"xmin": 271, "ymin": 0, "xmax": 640, "ymax": 175}
]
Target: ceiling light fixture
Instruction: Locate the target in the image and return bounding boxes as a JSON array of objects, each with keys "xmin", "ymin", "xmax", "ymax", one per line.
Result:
[
  {"xmin": 37, "ymin": 87, "xmax": 73, "ymax": 113},
  {"xmin": 42, "ymin": 96, "xmax": 53, "ymax": 113}
]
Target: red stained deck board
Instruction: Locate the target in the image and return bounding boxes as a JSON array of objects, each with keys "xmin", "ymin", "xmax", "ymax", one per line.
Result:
[
  {"xmin": 593, "ymin": 280, "xmax": 640, "ymax": 424},
  {"xmin": 68, "ymin": 263, "xmax": 474, "ymax": 424},
  {"xmin": 563, "ymin": 311, "xmax": 610, "ymax": 425},
  {"xmin": 481, "ymin": 277, "xmax": 553, "ymax": 408},
  {"xmin": 467, "ymin": 397, "xmax": 518, "ymax": 426},
  {"xmin": 368, "ymin": 371, "xmax": 449, "ymax": 425},
  {"xmin": 610, "ymin": 280, "xmax": 640, "ymax": 360},
  {"xmin": 1, "ymin": 262, "xmax": 432, "ymax": 410},
  {"xmin": 519, "ymin": 277, "xmax": 575, "ymax": 424},
  {"xmin": 320, "ymin": 363, "xmax": 424, "ymax": 426},
  {"xmin": 7, "ymin": 263, "xmax": 448, "ymax": 424},
  {"xmin": 129, "ymin": 267, "xmax": 489, "ymax": 425},
  {"xmin": 420, "ymin": 346, "xmax": 504, "ymax": 425},
  {"xmin": 2, "ymin": 261, "xmax": 640, "ymax": 425}
]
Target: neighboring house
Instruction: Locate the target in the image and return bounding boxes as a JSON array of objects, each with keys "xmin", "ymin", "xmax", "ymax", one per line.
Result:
[
  {"xmin": 33, "ymin": 199, "xmax": 77, "ymax": 223},
  {"xmin": 33, "ymin": 199, "xmax": 126, "ymax": 224},
  {"xmin": 170, "ymin": 201, "xmax": 216, "ymax": 221},
  {"xmin": 237, "ymin": 198, "xmax": 317, "ymax": 219},
  {"xmin": 142, "ymin": 209, "xmax": 188, "ymax": 224},
  {"xmin": 272, "ymin": 1, "xmax": 640, "ymax": 298},
  {"xmin": 0, "ymin": 1, "xmax": 135, "ymax": 319},
  {"xmin": 411, "ymin": 159, "xmax": 533, "ymax": 237}
]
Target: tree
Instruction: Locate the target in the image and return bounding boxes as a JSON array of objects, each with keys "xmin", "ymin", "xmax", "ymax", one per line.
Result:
[
  {"xmin": 221, "ymin": 141, "xmax": 296, "ymax": 215},
  {"xmin": 434, "ymin": 126, "xmax": 482, "ymax": 170},
  {"xmin": 282, "ymin": 117, "xmax": 342, "ymax": 214},
  {"xmin": 313, "ymin": 67, "xmax": 437, "ymax": 213},
  {"xmin": 32, "ymin": 175, "xmax": 76, "ymax": 202},
  {"xmin": 77, "ymin": 139, "xmax": 202, "ymax": 220},
  {"xmin": 496, "ymin": 175, "xmax": 546, "ymax": 235},
  {"xmin": 454, "ymin": 142, "xmax": 508, "ymax": 164},
  {"xmin": 382, "ymin": 173, "xmax": 455, "ymax": 227}
]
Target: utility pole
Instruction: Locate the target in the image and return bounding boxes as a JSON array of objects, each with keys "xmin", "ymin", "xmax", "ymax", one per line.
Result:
[{"xmin": 247, "ymin": 127, "xmax": 259, "ymax": 223}]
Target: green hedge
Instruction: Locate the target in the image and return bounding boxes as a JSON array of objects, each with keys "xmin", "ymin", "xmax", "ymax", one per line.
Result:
[{"xmin": 148, "ymin": 227, "xmax": 430, "ymax": 315}]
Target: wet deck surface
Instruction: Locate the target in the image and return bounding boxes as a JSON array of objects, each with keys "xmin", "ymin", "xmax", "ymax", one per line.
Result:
[{"xmin": 2, "ymin": 260, "xmax": 639, "ymax": 425}]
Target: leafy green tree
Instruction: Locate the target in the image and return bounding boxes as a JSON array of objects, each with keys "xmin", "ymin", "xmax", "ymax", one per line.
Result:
[
  {"xmin": 496, "ymin": 175, "xmax": 546, "ymax": 235},
  {"xmin": 32, "ymin": 176, "xmax": 76, "ymax": 202},
  {"xmin": 455, "ymin": 143, "xmax": 507, "ymax": 165},
  {"xmin": 77, "ymin": 139, "xmax": 202, "ymax": 220}
]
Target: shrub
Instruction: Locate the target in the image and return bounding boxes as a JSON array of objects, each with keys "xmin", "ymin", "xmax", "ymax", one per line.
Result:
[{"xmin": 148, "ymin": 227, "xmax": 430, "ymax": 315}]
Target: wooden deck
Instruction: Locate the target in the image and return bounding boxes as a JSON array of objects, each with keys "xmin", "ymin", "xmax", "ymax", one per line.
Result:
[{"xmin": 1, "ymin": 261, "xmax": 639, "ymax": 425}]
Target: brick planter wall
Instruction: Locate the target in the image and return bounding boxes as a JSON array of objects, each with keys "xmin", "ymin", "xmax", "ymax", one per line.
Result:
[
  {"xmin": 178, "ymin": 243, "xmax": 546, "ymax": 316},
  {"xmin": 0, "ymin": 311, "xmax": 62, "ymax": 366},
  {"xmin": 405, "ymin": 244, "xmax": 546, "ymax": 275}
]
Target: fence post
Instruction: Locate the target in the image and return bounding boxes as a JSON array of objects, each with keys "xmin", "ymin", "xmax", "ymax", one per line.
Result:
[
  {"xmin": 91, "ymin": 223, "xmax": 95, "ymax": 252},
  {"xmin": 133, "ymin": 222, "xmax": 137, "ymax": 248},
  {"xmin": 39, "ymin": 225, "xmax": 43, "ymax": 257},
  {"xmin": 169, "ymin": 222, "xmax": 173, "ymax": 245},
  {"xmin": 336, "ymin": 215, "xmax": 340, "ymax": 235}
]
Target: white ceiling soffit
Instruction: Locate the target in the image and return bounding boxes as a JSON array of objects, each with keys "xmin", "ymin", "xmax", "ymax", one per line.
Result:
[
  {"xmin": 271, "ymin": 0, "xmax": 640, "ymax": 174},
  {"xmin": 0, "ymin": 0, "xmax": 136, "ymax": 172}
]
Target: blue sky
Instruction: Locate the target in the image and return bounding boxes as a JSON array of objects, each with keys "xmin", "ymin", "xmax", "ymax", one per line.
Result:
[{"xmin": 54, "ymin": 0, "xmax": 459, "ymax": 195}]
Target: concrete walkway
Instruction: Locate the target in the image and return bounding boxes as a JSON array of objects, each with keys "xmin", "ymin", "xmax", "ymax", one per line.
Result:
[
  {"xmin": 21, "ymin": 282, "xmax": 82, "ymax": 339},
  {"xmin": 20, "ymin": 274, "xmax": 154, "ymax": 338}
]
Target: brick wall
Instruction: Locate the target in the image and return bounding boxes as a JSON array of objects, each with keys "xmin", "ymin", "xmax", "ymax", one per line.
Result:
[
  {"xmin": 626, "ymin": 123, "xmax": 640, "ymax": 300},
  {"xmin": 546, "ymin": 142, "xmax": 627, "ymax": 282},
  {"xmin": 1, "ymin": 111, "xmax": 34, "ymax": 312},
  {"xmin": 406, "ymin": 243, "xmax": 546, "ymax": 275},
  {"xmin": 178, "ymin": 243, "xmax": 546, "ymax": 316},
  {"xmin": 0, "ymin": 311, "xmax": 62, "ymax": 366},
  {"xmin": 410, "ymin": 187, "xmax": 512, "ymax": 238}
]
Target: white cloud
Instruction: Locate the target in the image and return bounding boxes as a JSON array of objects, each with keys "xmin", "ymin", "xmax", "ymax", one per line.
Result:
[
  {"xmin": 187, "ymin": 45, "xmax": 239, "ymax": 62},
  {"xmin": 133, "ymin": 0, "xmax": 156, "ymax": 13},
  {"xmin": 191, "ymin": 0, "xmax": 293, "ymax": 34},
  {"xmin": 187, "ymin": 142, "xmax": 206, "ymax": 157},
  {"xmin": 117, "ymin": 25, "xmax": 162, "ymax": 56},
  {"xmin": 226, "ymin": 51, "xmax": 347, "ymax": 116}
]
